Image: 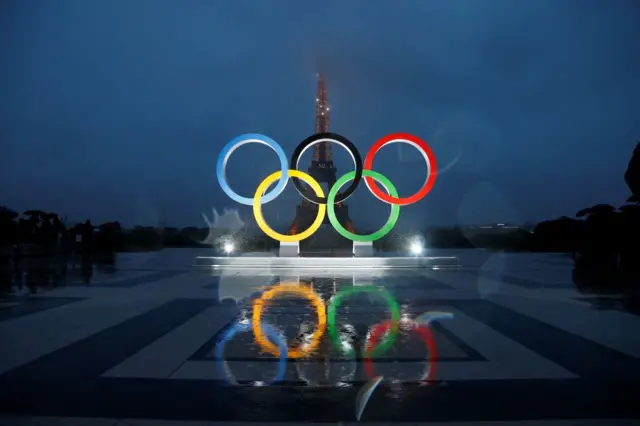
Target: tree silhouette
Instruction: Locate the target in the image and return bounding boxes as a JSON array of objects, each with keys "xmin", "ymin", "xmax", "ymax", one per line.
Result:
[
  {"xmin": 575, "ymin": 203, "xmax": 617, "ymax": 221},
  {"xmin": 617, "ymin": 202, "xmax": 640, "ymax": 284},
  {"xmin": 0, "ymin": 206, "xmax": 18, "ymax": 246},
  {"xmin": 573, "ymin": 204, "xmax": 619, "ymax": 269},
  {"xmin": 624, "ymin": 142, "xmax": 640, "ymax": 198}
]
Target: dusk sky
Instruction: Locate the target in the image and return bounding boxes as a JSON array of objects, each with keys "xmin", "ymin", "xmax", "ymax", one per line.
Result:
[{"xmin": 2, "ymin": 0, "xmax": 639, "ymax": 231}]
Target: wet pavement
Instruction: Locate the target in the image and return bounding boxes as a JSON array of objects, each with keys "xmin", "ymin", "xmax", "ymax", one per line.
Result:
[{"xmin": 0, "ymin": 248, "xmax": 639, "ymax": 425}]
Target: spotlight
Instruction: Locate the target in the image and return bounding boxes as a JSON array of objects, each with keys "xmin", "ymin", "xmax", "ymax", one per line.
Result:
[
  {"xmin": 409, "ymin": 241, "xmax": 423, "ymax": 255},
  {"xmin": 223, "ymin": 242, "xmax": 234, "ymax": 254}
]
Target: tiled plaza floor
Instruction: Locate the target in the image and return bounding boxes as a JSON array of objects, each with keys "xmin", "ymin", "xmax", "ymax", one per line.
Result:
[{"xmin": 0, "ymin": 249, "xmax": 639, "ymax": 425}]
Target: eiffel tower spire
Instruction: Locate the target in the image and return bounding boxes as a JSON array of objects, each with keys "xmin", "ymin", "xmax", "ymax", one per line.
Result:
[{"xmin": 287, "ymin": 74, "xmax": 355, "ymax": 240}]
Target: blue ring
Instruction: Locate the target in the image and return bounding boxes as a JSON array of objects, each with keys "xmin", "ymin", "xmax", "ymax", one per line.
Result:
[
  {"xmin": 216, "ymin": 133, "xmax": 289, "ymax": 205},
  {"xmin": 216, "ymin": 321, "xmax": 287, "ymax": 385}
]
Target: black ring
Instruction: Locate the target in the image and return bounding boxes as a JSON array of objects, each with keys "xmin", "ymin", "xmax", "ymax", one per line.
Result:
[{"xmin": 290, "ymin": 132, "xmax": 363, "ymax": 205}]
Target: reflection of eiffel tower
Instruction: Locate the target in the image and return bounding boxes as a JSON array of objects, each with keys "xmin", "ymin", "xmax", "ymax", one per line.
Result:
[{"xmin": 287, "ymin": 74, "xmax": 355, "ymax": 249}]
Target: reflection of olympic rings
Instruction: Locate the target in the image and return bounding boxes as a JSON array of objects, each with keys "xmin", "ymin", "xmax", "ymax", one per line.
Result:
[
  {"xmin": 363, "ymin": 319, "xmax": 437, "ymax": 385},
  {"xmin": 294, "ymin": 323, "xmax": 358, "ymax": 387},
  {"xmin": 327, "ymin": 286, "xmax": 400, "ymax": 357},
  {"xmin": 216, "ymin": 320, "xmax": 287, "ymax": 385},
  {"xmin": 253, "ymin": 284, "xmax": 327, "ymax": 359},
  {"xmin": 216, "ymin": 132, "xmax": 438, "ymax": 242}
]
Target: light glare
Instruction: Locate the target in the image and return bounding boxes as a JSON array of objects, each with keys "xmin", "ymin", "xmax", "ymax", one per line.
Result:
[{"xmin": 410, "ymin": 242, "xmax": 423, "ymax": 255}]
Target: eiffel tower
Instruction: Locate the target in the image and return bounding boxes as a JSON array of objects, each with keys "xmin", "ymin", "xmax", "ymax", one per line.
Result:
[{"xmin": 287, "ymin": 74, "xmax": 355, "ymax": 250}]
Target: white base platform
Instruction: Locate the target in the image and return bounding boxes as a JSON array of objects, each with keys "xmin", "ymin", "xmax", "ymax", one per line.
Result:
[{"xmin": 193, "ymin": 255, "xmax": 460, "ymax": 270}]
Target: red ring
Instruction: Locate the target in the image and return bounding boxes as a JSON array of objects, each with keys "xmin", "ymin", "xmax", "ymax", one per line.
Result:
[
  {"xmin": 363, "ymin": 320, "xmax": 438, "ymax": 385},
  {"xmin": 363, "ymin": 133, "xmax": 438, "ymax": 206}
]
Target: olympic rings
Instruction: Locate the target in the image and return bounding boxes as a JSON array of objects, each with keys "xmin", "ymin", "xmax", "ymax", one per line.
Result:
[
  {"xmin": 290, "ymin": 132, "xmax": 363, "ymax": 205},
  {"xmin": 253, "ymin": 170, "xmax": 326, "ymax": 243},
  {"xmin": 217, "ymin": 131, "xmax": 438, "ymax": 243},
  {"xmin": 217, "ymin": 134, "xmax": 289, "ymax": 206},
  {"xmin": 327, "ymin": 170, "xmax": 400, "ymax": 242},
  {"xmin": 253, "ymin": 284, "xmax": 327, "ymax": 359},
  {"xmin": 363, "ymin": 319, "xmax": 437, "ymax": 384},
  {"xmin": 216, "ymin": 320, "xmax": 287, "ymax": 385},
  {"xmin": 364, "ymin": 133, "xmax": 437, "ymax": 206},
  {"xmin": 327, "ymin": 286, "xmax": 400, "ymax": 357}
]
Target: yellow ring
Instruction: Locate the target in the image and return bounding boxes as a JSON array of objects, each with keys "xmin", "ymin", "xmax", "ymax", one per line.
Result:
[
  {"xmin": 253, "ymin": 284, "xmax": 326, "ymax": 359},
  {"xmin": 253, "ymin": 170, "xmax": 326, "ymax": 242}
]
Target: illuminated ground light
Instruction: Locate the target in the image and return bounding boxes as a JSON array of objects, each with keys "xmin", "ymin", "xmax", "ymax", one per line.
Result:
[
  {"xmin": 223, "ymin": 242, "xmax": 235, "ymax": 254},
  {"xmin": 409, "ymin": 241, "xmax": 423, "ymax": 255}
]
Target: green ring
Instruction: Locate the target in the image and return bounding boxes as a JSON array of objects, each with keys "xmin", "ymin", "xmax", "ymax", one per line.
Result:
[
  {"xmin": 327, "ymin": 286, "xmax": 401, "ymax": 358},
  {"xmin": 327, "ymin": 170, "xmax": 400, "ymax": 242}
]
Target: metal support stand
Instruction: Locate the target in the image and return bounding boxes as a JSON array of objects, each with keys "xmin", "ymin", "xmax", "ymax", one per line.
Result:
[
  {"xmin": 279, "ymin": 241, "xmax": 299, "ymax": 257},
  {"xmin": 353, "ymin": 241, "xmax": 374, "ymax": 257}
]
